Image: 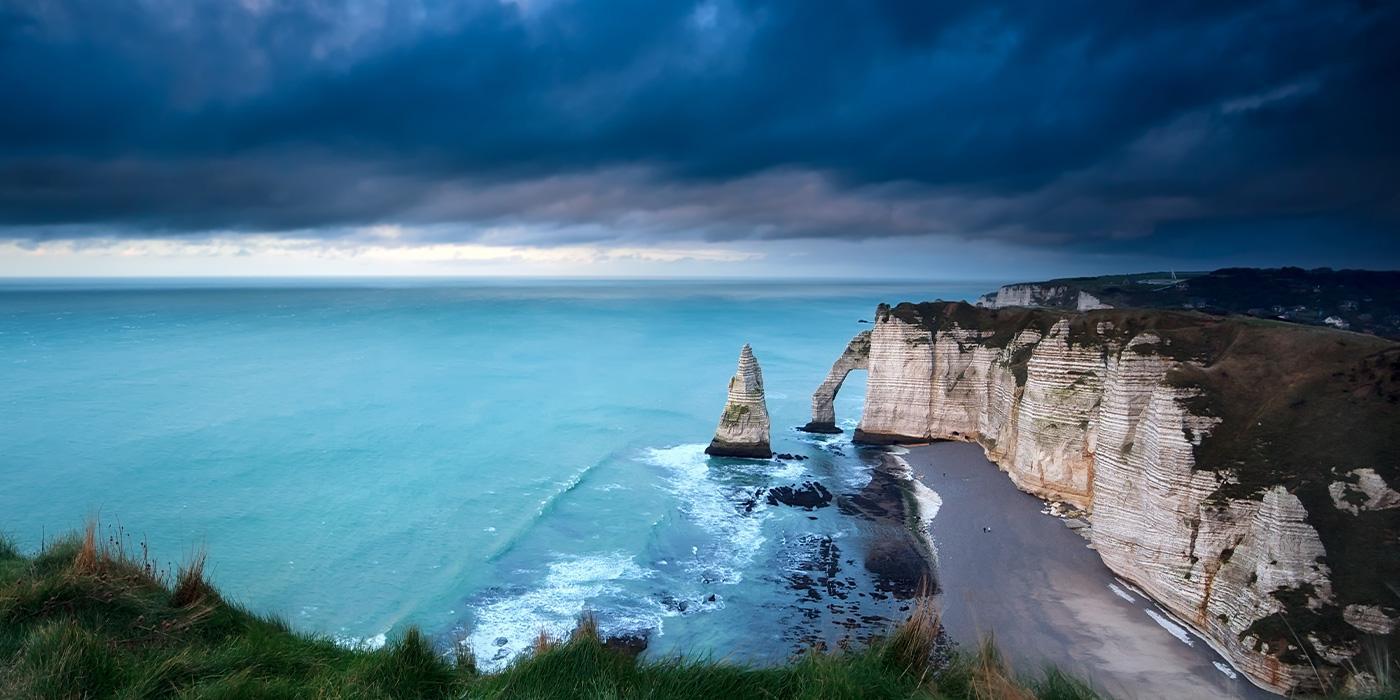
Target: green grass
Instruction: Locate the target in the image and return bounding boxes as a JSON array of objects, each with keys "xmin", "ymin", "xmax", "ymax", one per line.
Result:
[
  {"xmin": 0, "ymin": 525, "xmax": 1120, "ymax": 700},
  {"xmin": 1, "ymin": 525, "xmax": 1394, "ymax": 699}
]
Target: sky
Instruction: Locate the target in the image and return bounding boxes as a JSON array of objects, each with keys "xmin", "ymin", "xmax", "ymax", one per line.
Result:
[{"xmin": 0, "ymin": 0, "xmax": 1396, "ymax": 279}]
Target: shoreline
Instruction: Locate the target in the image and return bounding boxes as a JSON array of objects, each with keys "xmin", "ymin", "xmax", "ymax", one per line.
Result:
[
  {"xmin": 877, "ymin": 449, "xmax": 943, "ymax": 575},
  {"xmin": 894, "ymin": 440, "xmax": 1276, "ymax": 700}
]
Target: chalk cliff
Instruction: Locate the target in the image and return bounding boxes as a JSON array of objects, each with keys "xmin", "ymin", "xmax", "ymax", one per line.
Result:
[
  {"xmin": 975, "ymin": 283, "xmax": 1111, "ymax": 312},
  {"xmin": 800, "ymin": 330, "xmax": 870, "ymax": 433},
  {"xmin": 706, "ymin": 344, "xmax": 773, "ymax": 458},
  {"xmin": 815, "ymin": 301, "xmax": 1400, "ymax": 695}
]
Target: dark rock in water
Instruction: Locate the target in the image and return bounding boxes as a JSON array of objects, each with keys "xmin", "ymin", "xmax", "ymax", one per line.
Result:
[
  {"xmin": 798, "ymin": 421, "xmax": 843, "ymax": 434},
  {"xmin": 767, "ymin": 481, "xmax": 833, "ymax": 510},
  {"xmin": 838, "ymin": 456, "xmax": 939, "ymax": 599},
  {"xmin": 705, "ymin": 440, "xmax": 774, "ymax": 459},
  {"xmin": 866, "ymin": 539, "xmax": 938, "ymax": 597},
  {"xmin": 734, "ymin": 486, "xmax": 765, "ymax": 514},
  {"xmin": 603, "ymin": 632, "xmax": 650, "ymax": 657},
  {"xmin": 773, "ymin": 452, "xmax": 810, "ymax": 460},
  {"xmin": 783, "ymin": 534, "xmax": 853, "ymax": 602},
  {"xmin": 494, "ymin": 637, "xmax": 508, "ymax": 647}
]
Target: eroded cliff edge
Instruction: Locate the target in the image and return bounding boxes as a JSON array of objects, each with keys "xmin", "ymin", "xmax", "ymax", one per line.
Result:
[{"xmin": 822, "ymin": 301, "xmax": 1400, "ymax": 695}]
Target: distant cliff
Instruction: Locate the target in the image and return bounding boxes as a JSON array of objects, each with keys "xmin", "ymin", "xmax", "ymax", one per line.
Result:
[
  {"xmin": 976, "ymin": 283, "xmax": 1112, "ymax": 312},
  {"xmin": 815, "ymin": 301, "xmax": 1400, "ymax": 695},
  {"xmin": 975, "ymin": 267, "xmax": 1400, "ymax": 339}
]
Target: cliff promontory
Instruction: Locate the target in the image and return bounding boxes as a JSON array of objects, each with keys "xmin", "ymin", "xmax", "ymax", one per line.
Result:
[
  {"xmin": 707, "ymin": 344, "xmax": 773, "ymax": 458},
  {"xmin": 815, "ymin": 301, "xmax": 1400, "ymax": 695}
]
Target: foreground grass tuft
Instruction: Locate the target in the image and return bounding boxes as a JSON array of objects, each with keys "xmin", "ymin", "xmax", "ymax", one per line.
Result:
[{"xmin": 0, "ymin": 524, "xmax": 1389, "ymax": 699}]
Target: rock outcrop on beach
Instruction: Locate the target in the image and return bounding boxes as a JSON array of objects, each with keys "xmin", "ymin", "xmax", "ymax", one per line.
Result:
[
  {"xmin": 706, "ymin": 344, "xmax": 773, "ymax": 458},
  {"xmin": 814, "ymin": 301, "xmax": 1400, "ymax": 695}
]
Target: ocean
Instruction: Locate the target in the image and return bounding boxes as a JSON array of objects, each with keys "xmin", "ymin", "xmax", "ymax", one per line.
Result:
[{"xmin": 0, "ymin": 279, "xmax": 988, "ymax": 667}]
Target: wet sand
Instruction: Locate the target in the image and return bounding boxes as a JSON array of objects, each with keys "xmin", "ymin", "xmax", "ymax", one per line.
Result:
[{"xmin": 903, "ymin": 441, "xmax": 1276, "ymax": 700}]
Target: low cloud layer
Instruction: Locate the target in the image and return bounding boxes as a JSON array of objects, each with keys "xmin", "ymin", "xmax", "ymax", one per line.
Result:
[{"xmin": 1, "ymin": 0, "xmax": 1396, "ymax": 263}]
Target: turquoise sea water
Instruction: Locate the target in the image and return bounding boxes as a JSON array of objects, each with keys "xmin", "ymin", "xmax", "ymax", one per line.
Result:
[{"xmin": 0, "ymin": 279, "xmax": 988, "ymax": 666}]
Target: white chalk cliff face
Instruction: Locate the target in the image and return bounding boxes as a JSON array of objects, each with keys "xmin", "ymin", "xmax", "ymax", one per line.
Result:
[
  {"xmin": 975, "ymin": 283, "xmax": 1111, "ymax": 312},
  {"xmin": 706, "ymin": 344, "xmax": 773, "ymax": 458},
  {"xmin": 820, "ymin": 302, "xmax": 1398, "ymax": 695}
]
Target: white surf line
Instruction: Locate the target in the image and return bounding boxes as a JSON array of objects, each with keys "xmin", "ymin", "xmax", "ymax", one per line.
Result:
[
  {"xmin": 1213, "ymin": 661, "xmax": 1239, "ymax": 679},
  {"xmin": 1148, "ymin": 603, "xmax": 1259, "ymax": 685},
  {"xmin": 881, "ymin": 451, "xmax": 944, "ymax": 581},
  {"xmin": 1145, "ymin": 608, "xmax": 1195, "ymax": 647},
  {"xmin": 886, "ymin": 453, "xmax": 943, "ymax": 525},
  {"xmin": 1127, "ymin": 586, "xmax": 1257, "ymax": 688},
  {"xmin": 1116, "ymin": 577, "xmax": 1149, "ymax": 599},
  {"xmin": 1107, "ymin": 582, "xmax": 1136, "ymax": 603},
  {"xmin": 911, "ymin": 481, "xmax": 942, "ymax": 522}
]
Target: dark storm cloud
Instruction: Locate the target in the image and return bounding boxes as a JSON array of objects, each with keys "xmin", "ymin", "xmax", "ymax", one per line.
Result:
[{"xmin": 0, "ymin": 0, "xmax": 1396, "ymax": 257}]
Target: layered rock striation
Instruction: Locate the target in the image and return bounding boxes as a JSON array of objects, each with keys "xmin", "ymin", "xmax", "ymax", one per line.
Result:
[
  {"xmin": 815, "ymin": 301, "xmax": 1400, "ymax": 695},
  {"xmin": 706, "ymin": 344, "xmax": 773, "ymax": 458}
]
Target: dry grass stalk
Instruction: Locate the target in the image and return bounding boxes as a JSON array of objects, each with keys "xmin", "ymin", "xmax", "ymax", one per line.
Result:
[
  {"xmin": 885, "ymin": 579, "xmax": 940, "ymax": 678},
  {"xmin": 450, "ymin": 630, "xmax": 476, "ymax": 673},
  {"xmin": 171, "ymin": 548, "xmax": 209, "ymax": 608},
  {"xmin": 73, "ymin": 520, "xmax": 100, "ymax": 575},
  {"xmin": 571, "ymin": 612, "xmax": 600, "ymax": 643},
  {"xmin": 971, "ymin": 635, "xmax": 1034, "ymax": 700}
]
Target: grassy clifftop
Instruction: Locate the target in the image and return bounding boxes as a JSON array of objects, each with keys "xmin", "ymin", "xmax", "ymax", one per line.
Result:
[{"xmin": 0, "ymin": 524, "xmax": 1120, "ymax": 700}]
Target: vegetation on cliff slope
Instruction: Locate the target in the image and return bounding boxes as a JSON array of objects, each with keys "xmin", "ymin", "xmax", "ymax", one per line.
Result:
[{"xmin": 0, "ymin": 525, "xmax": 1120, "ymax": 700}]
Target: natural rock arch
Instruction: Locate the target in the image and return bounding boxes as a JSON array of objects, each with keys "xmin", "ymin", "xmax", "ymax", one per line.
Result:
[{"xmin": 799, "ymin": 330, "xmax": 871, "ymax": 433}]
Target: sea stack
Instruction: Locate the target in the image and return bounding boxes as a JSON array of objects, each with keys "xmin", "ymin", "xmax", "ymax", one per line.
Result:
[{"xmin": 705, "ymin": 344, "xmax": 773, "ymax": 458}]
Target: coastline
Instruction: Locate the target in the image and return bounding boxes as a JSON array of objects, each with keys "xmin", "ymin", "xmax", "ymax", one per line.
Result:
[
  {"xmin": 876, "ymin": 448, "xmax": 943, "ymax": 570},
  {"xmin": 895, "ymin": 441, "xmax": 1276, "ymax": 700}
]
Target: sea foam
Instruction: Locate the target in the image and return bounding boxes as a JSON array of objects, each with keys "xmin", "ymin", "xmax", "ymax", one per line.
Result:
[
  {"xmin": 641, "ymin": 444, "xmax": 769, "ymax": 586},
  {"xmin": 466, "ymin": 551, "xmax": 657, "ymax": 671}
]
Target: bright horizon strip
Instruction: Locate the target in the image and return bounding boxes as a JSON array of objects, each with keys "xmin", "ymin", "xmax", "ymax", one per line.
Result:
[
  {"xmin": 0, "ymin": 236, "xmax": 786, "ymax": 278},
  {"xmin": 0, "ymin": 228, "xmax": 1291, "ymax": 281}
]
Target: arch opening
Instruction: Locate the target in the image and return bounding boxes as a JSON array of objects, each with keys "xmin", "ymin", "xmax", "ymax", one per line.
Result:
[{"xmin": 799, "ymin": 330, "xmax": 871, "ymax": 434}]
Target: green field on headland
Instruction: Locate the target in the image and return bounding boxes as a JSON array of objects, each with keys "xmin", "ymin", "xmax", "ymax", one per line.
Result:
[{"xmin": 2, "ymin": 526, "xmax": 1396, "ymax": 700}]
